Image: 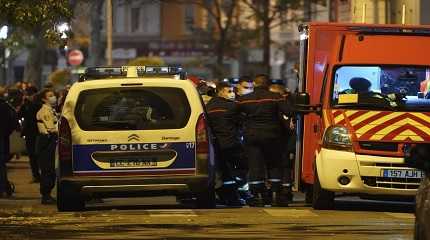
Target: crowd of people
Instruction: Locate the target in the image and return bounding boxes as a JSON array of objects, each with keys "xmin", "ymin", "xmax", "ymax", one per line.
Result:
[
  {"xmin": 0, "ymin": 81, "xmax": 68, "ymax": 204},
  {"xmin": 203, "ymin": 74, "xmax": 297, "ymax": 207}
]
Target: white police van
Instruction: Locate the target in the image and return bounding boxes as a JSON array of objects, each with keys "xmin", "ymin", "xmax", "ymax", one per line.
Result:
[{"xmin": 57, "ymin": 66, "xmax": 215, "ymax": 211}]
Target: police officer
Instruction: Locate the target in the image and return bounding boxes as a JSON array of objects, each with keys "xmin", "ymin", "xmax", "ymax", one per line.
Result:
[
  {"xmin": 0, "ymin": 95, "xmax": 18, "ymax": 197},
  {"xmin": 237, "ymin": 74, "xmax": 290, "ymax": 207},
  {"xmin": 36, "ymin": 89, "xmax": 58, "ymax": 204},
  {"xmin": 206, "ymin": 82, "xmax": 242, "ymax": 206},
  {"xmin": 19, "ymin": 86, "xmax": 42, "ymax": 183}
]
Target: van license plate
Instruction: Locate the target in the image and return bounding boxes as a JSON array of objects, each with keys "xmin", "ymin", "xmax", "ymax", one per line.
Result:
[
  {"xmin": 381, "ymin": 169, "xmax": 424, "ymax": 179},
  {"xmin": 110, "ymin": 159, "xmax": 158, "ymax": 168}
]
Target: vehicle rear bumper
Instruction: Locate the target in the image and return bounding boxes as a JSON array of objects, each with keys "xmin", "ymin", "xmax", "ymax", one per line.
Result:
[
  {"xmin": 59, "ymin": 175, "xmax": 210, "ymax": 197},
  {"xmin": 316, "ymin": 148, "xmax": 420, "ymax": 196}
]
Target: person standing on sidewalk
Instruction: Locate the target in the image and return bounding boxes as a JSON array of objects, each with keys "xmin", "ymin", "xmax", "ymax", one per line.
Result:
[
  {"xmin": 0, "ymin": 93, "xmax": 19, "ymax": 197},
  {"xmin": 36, "ymin": 89, "xmax": 58, "ymax": 204},
  {"xmin": 20, "ymin": 86, "xmax": 42, "ymax": 183}
]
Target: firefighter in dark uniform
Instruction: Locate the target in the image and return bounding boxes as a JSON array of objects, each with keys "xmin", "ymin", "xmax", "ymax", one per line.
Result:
[
  {"xmin": 237, "ymin": 74, "xmax": 291, "ymax": 207},
  {"xmin": 206, "ymin": 82, "xmax": 242, "ymax": 206}
]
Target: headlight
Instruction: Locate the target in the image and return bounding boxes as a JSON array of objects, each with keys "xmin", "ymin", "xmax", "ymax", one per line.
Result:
[{"xmin": 323, "ymin": 126, "xmax": 352, "ymax": 151}]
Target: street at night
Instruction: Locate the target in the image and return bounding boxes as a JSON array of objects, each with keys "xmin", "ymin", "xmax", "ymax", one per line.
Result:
[{"xmin": 0, "ymin": 158, "xmax": 415, "ymax": 240}]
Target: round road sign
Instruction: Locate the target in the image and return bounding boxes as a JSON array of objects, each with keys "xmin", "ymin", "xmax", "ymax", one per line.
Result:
[{"xmin": 68, "ymin": 49, "xmax": 84, "ymax": 66}]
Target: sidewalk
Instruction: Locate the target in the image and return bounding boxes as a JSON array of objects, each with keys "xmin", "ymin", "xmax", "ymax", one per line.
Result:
[{"xmin": 0, "ymin": 156, "xmax": 57, "ymax": 215}]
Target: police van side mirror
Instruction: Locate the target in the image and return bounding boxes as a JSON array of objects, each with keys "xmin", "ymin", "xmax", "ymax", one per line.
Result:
[
  {"xmin": 294, "ymin": 92, "xmax": 321, "ymax": 114},
  {"xmin": 296, "ymin": 92, "xmax": 310, "ymax": 106}
]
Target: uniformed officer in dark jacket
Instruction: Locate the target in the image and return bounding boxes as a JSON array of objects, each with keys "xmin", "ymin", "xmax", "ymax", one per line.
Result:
[
  {"xmin": 0, "ymin": 96, "xmax": 18, "ymax": 197},
  {"xmin": 206, "ymin": 82, "xmax": 242, "ymax": 206},
  {"xmin": 237, "ymin": 74, "xmax": 291, "ymax": 207},
  {"xmin": 19, "ymin": 86, "xmax": 42, "ymax": 183}
]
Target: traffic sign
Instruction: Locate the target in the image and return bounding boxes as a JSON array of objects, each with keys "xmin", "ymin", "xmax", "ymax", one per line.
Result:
[{"xmin": 68, "ymin": 49, "xmax": 84, "ymax": 66}]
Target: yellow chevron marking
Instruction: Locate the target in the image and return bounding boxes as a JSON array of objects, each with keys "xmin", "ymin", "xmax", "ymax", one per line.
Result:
[
  {"xmin": 349, "ymin": 111, "xmax": 380, "ymax": 126},
  {"xmin": 355, "ymin": 112, "xmax": 405, "ymax": 135},
  {"xmin": 408, "ymin": 119, "xmax": 430, "ymax": 135},
  {"xmin": 369, "ymin": 118, "xmax": 430, "ymax": 141},
  {"xmin": 370, "ymin": 119, "xmax": 407, "ymax": 140},
  {"xmin": 410, "ymin": 113, "xmax": 430, "ymax": 125},
  {"xmin": 393, "ymin": 130, "xmax": 424, "ymax": 141},
  {"xmin": 334, "ymin": 114, "xmax": 344, "ymax": 124},
  {"xmin": 344, "ymin": 110, "xmax": 358, "ymax": 117}
]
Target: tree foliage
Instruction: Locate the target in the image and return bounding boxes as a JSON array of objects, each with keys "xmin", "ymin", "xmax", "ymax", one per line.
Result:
[
  {"xmin": 0, "ymin": 0, "xmax": 73, "ymax": 86},
  {"xmin": 0, "ymin": 0, "xmax": 73, "ymax": 44}
]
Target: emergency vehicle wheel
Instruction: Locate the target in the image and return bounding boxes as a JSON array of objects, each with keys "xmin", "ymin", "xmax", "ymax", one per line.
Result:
[
  {"xmin": 57, "ymin": 181, "xmax": 85, "ymax": 212},
  {"xmin": 195, "ymin": 187, "xmax": 216, "ymax": 209},
  {"xmin": 312, "ymin": 168, "xmax": 334, "ymax": 210}
]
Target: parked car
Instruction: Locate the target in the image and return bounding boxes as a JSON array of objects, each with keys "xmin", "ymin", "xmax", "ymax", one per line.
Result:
[{"xmin": 56, "ymin": 66, "xmax": 215, "ymax": 211}]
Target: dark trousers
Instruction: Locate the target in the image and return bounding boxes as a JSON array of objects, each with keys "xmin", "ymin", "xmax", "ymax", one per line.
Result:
[
  {"xmin": 36, "ymin": 134, "xmax": 57, "ymax": 197},
  {"xmin": 244, "ymin": 137, "xmax": 283, "ymax": 190},
  {"xmin": 25, "ymin": 135, "xmax": 40, "ymax": 180},
  {"xmin": 0, "ymin": 136, "xmax": 9, "ymax": 193},
  {"xmin": 218, "ymin": 147, "xmax": 242, "ymax": 183}
]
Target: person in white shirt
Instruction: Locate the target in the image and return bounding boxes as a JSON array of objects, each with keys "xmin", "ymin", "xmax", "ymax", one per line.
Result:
[{"xmin": 36, "ymin": 89, "xmax": 58, "ymax": 205}]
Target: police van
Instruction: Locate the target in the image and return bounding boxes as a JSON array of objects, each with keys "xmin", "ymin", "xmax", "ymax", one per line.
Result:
[{"xmin": 57, "ymin": 66, "xmax": 215, "ymax": 211}]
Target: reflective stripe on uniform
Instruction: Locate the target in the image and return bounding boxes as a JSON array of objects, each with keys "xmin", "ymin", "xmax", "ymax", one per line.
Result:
[
  {"xmin": 282, "ymin": 183, "xmax": 292, "ymax": 187},
  {"xmin": 223, "ymin": 181, "xmax": 236, "ymax": 185},
  {"xmin": 248, "ymin": 181, "xmax": 264, "ymax": 185},
  {"xmin": 268, "ymin": 179, "xmax": 281, "ymax": 182}
]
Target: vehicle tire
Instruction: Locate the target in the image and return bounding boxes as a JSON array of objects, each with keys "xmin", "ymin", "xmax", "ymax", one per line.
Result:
[
  {"xmin": 195, "ymin": 186, "xmax": 216, "ymax": 209},
  {"xmin": 312, "ymin": 167, "xmax": 335, "ymax": 210},
  {"xmin": 57, "ymin": 181, "xmax": 85, "ymax": 212},
  {"xmin": 305, "ymin": 185, "xmax": 313, "ymax": 204}
]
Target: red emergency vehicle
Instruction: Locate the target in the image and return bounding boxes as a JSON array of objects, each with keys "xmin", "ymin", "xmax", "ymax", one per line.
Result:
[{"xmin": 295, "ymin": 22, "xmax": 430, "ymax": 209}]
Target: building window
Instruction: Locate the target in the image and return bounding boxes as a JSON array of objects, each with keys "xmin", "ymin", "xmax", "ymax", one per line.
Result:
[
  {"xmin": 184, "ymin": 4, "xmax": 195, "ymax": 34},
  {"xmin": 131, "ymin": 7, "xmax": 140, "ymax": 32}
]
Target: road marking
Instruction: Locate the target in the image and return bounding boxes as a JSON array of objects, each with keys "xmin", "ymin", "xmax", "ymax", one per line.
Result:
[
  {"xmin": 147, "ymin": 209, "xmax": 197, "ymax": 217},
  {"xmin": 264, "ymin": 209, "xmax": 318, "ymax": 217},
  {"xmin": 384, "ymin": 212, "xmax": 415, "ymax": 219}
]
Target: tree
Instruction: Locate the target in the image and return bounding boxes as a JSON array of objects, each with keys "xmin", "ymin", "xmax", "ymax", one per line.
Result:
[
  {"xmin": 0, "ymin": 0, "xmax": 73, "ymax": 87},
  {"xmin": 165, "ymin": 0, "xmax": 240, "ymax": 78},
  {"xmin": 242, "ymin": 0, "xmax": 301, "ymax": 75}
]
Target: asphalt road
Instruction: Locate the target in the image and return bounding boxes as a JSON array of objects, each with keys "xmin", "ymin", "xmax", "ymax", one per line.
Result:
[{"xmin": 0, "ymin": 157, "xmax": 415, "ymax": 240}]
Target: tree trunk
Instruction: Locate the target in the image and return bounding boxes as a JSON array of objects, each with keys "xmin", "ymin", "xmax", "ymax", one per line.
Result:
[
  {"xmin": 262, "ymin": 1, "xmax": 271, "ymax": 76},
  {"xmin": 23, "ymin": 30, "xmax": 46, "ymax": 88},
  {"xmin": 88, "ymin": 0, "xmax": 105, "ymax": 67},
  {"xmin": 215, "ymin": 30, "xmax": 227, "ymax": 79}
]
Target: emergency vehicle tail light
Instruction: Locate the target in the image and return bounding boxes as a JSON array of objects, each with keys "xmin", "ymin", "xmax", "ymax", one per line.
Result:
[
  {"xmin": 196, "ymin": 114, "xmax": 209, "ymax": 154},
  {"xmin": 322, "ymin": 126, "xmax": 352, "ymax": 151},
  {"xmin": 58, "ymin": 117, "xmax": 73, "ymax": 176}
]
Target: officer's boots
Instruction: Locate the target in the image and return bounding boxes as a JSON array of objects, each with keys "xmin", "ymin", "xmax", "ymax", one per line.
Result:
[
  {"xmin": 247, "ymin": 183, "xmax": 267, "ymax": 207},
  {"xmin": 216, "ymin": 184, "xmax": 243, "ymax": 207},
  {"xmin": 270, "ymin": 182, "xmax": 290, "ymax": 207}
]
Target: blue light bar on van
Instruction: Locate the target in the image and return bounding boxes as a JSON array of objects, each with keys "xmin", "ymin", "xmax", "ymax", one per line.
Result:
[
  {"xmin": 137, "ymin": 66, "xmax": 187, "ymax": 79},
  {"xmin": 80, "ymin": 67, "xmax": 126, "ymax": 81},
  {"xmin": 79, "ymin": 66, "xmax": 187, "ymax": 81}
]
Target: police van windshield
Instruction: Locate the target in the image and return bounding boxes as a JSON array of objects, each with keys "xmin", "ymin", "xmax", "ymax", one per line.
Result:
[
  {"xmin": 75, "ymin": 87, "xmax": 191, "ymax": 131},
  {"xmin": 332, "ymin": 65, "xmax": 430, "ymax": 111}
]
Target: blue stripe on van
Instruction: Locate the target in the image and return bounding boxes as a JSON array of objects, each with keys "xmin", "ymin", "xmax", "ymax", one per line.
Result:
[{"xmin": 72, "ymin": 142, "xmax": 195, "ymax": 171}]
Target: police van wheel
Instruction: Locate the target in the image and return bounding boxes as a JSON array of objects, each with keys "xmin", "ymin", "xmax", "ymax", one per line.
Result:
[
  {"xmin": 57, "ymin": 182, "xmax": 85, "ymax": 212},
  {"xmin": 312, "ymin": 168, "xmax": 334, "ymax": 210},
  {"xmin": 195, "ymin": 187, "xmax": 216, "ymax": 209}
]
